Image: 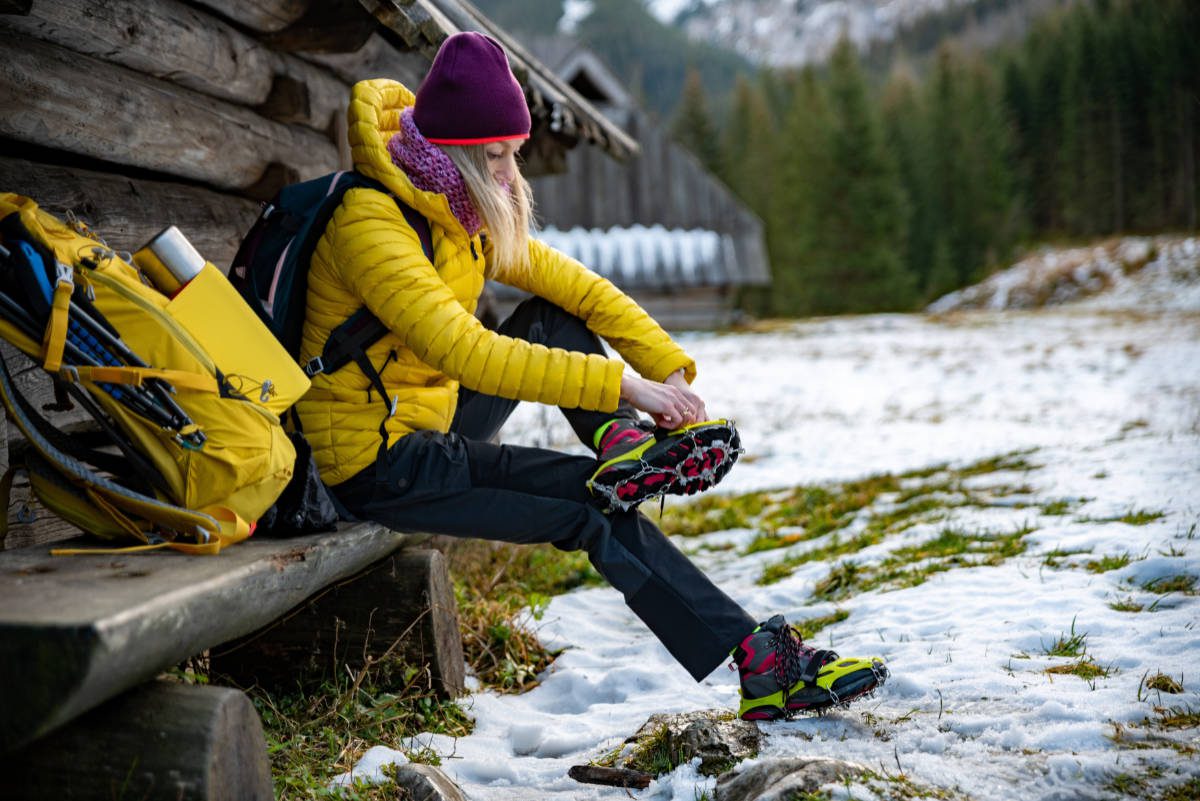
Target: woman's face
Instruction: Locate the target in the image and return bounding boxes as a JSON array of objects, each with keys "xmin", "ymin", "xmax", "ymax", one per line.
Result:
[{"xmin": 485, "ymin": 140, "xmax": 522, "ymax": 192}]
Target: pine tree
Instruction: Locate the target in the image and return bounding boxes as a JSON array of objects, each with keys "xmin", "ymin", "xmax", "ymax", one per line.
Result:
[
  {"xmin": 671, "ymin": 67, "xmax": 724, "ymax": 176},
  {"xmin": 801, "ymin": 39, "xmax": 914, "ymax": 314}
]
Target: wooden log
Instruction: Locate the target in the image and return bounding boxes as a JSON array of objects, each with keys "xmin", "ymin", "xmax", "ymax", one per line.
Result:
[
  {"xmin": 568, "ymin": 765, "xmax": 654, "ymax": 789},
  {"xmin": 191, "ymin": 0, "xmax": 310, "ymax": 33},
  {"xmin": 211, "ymin": 548, "xmax": 465, "ymax": 698},
  {"xmin": 0, "ymin": 521, "xmax": 420, "ymax": 751},
  {"xmin": 0, "ymin": 681, "xmax": 272, "ymax": 801},
  {"xmin": 302, "ymin": 31, "xmax": 427, "ymax": 88},
  {"xmin": 0, "ymin": 0, "xmax": 349, "ymax": 133},
  {"xmin": 0, "ymin": 36, "xmax": 338, "ymax": 194},
  {"xmin": 263, "ymin": 0, "xmax": 377, "ymax": 53},
  {"xmin": 0, "ymin": 156, "xmax": 260, "ymax": 269}
]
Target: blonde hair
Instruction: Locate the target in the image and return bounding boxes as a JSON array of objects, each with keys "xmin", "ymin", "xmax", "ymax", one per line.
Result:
[{"xmin": 441, "ymin": 143, "xmax": 536, "ymax": 274}]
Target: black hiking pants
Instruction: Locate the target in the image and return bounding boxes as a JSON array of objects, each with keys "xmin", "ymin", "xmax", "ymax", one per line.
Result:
[{"xmin": 330, "ymin": 297, "xmax": 757, "ymax": 681}]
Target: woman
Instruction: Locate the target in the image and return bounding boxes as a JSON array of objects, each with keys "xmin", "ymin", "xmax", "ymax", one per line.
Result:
[{"xmin": 296, "ymin": 32, "xmax": 886, "ymax": 720}]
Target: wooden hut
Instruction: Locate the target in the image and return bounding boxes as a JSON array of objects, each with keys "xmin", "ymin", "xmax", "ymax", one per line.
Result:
[
  {"xmin": 0, "ymin": 0, "xmax": 635, "ymax": 271},
  {"xmin": 0, "ymin": 0, "xmax": 634, "ymax": 546}
]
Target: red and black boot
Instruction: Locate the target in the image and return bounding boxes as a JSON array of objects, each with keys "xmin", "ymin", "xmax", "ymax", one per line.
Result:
[
  {"xmin": 733, "ymin": 615, "xmax": 888, "ymax": 720},
  {"xmin": 586, "ymin": 418, "xmax": 742, "ymax": 513}
]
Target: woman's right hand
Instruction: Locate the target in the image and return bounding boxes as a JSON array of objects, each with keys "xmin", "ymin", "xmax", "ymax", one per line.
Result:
[{"xmin": 619, "ymin": 373, "xmax": 707, "ymax": 430}]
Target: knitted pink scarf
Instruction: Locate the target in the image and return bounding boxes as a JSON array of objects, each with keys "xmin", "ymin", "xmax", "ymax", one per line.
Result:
[{"xmin": 387, "ymin": 108, "xmax": 482, "ymax": 236}]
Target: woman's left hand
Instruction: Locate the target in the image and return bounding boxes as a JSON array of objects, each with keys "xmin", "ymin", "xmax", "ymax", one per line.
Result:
[{"xmin": 661, "ymin": 370, "xmax": 707, "ymax": 427}]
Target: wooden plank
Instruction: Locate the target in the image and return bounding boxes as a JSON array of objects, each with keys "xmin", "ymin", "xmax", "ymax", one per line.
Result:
[
  {"xmin": 191, "ymin": 0, "xmax": 310, "ymax": 33},
  {"xmin": 212, "ymin": 549, "xmax": 465, "ymax": 697},
  {"xmin": 0, "ymin": 36, "xmax": 338, "ymax": 194},
  {"xmin": 0, "ymin": 157, "xmax": 261, "ymax": 269},
  {"xmin": 0, "ymin": 0, "xmax": 349, "ymax": 133},
  {"xmin": 1, "ymin": 681, "xmax": 272, "ymax": 800},
  {"xmin": 0, "ymin": 521, "xmax": 421, "ymax": 751}
]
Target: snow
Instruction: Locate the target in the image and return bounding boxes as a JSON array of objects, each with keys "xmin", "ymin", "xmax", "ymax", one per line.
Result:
[{"xmin": 338, "ymin": 263, "xmax": 1200, "ymax": 799}]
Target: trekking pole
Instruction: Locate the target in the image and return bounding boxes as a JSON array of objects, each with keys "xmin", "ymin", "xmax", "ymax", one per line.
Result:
[
  {"xmin": 67, "ymin": 301, "xmax": 203, "ymax": 443},
  {"xmin": 0, "ymin": 290, "xmax": 185, "ymax": 434}
]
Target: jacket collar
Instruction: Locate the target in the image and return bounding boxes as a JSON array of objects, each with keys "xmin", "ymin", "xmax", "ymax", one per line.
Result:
[{"xmin": 348, "ymin": 79, "xmax": 469, "ymax": 237}]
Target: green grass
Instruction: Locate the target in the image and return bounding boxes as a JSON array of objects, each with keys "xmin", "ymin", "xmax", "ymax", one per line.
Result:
[
  {"xmin": 1044, "ymin": 658, "xmax": 1112, "ymax": 681},
  {"xmin": 1108, "ymin": 596, "xmax": 1145, "ymax": 612},
  {"xmin": 660, "ymin": 451, "xmax": 1040, "ymax": 553},
  {"xmin": 447, "ymin": 540, "xmax": 602, "ymax": 693},
  {"xmin": 1164, "ymin": 778, "xmax": 1200, "ymax": 801},
  {"xmin": 1156, "ymin": 706, "xmax": 1200, "ymax": 729},
  {"xmin": 791, "ymin": 608, "xmax": 852, "ymax": 639},
  {"xmin": 810, "ymin": 525, "xmax": 1033, "ymax": 602},
  {"xmin": 1079, "ymin": 508, "xmax": 1166, "ymax": 526},
  {"xmin": 1142, "ymin": 574, "xmax": 1198, "ymax": 595},
  {"xmin": 1086, "ymin": 552, "xmax": 1135, "ymax": 573},
  {"xmin": 254, "ymin": 665, "xmax": 473, "ymax": 800},
  {"xmin": 1042, "ymin": 547, "xmax": 1091, "ymax": 568},
  {"xmin": 1042, "ymin": 617, "xmax": 1088, "ymax": 658}
]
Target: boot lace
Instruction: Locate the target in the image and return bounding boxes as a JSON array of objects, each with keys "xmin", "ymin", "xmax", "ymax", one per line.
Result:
[{"xmin": 775, "ymin": 625, "xmax": 822, "ymax": 690}]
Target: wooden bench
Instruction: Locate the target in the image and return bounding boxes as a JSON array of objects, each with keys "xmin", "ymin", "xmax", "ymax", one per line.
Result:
[{"xmin": 0, "ymin": 522, "xmax": 465, "ymax": 800}]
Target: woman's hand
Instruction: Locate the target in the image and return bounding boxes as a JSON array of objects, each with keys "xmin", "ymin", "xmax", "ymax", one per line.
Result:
[{"xmin": 620, "ymin": 371, "xmax": 707, "ymax": 430}]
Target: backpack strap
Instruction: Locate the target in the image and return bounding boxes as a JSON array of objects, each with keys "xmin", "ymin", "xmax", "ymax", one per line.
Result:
[{"xmin": 302, "ymin": 196, "xmax": 434, "ymax": 403}]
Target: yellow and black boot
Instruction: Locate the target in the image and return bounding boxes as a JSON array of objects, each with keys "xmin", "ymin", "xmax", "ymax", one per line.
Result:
[{"xmin": 733, "ymin": 615, "xmax": 888, "ymax": 720}]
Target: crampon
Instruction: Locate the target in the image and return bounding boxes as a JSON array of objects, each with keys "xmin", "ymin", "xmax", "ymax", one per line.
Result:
[{"xmin": 586, "ymin": 419, "xmax": 743, "ymax": 513}]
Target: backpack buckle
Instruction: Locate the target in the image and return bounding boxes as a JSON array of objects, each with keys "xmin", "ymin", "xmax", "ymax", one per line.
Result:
[{"xmin": 303, "ymin": 356, "xmax": 325, "ymax": 377}]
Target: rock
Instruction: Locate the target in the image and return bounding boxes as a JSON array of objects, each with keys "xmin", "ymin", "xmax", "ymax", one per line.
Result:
[
  {"xmin": 622, "ymin": 709, "xmax": 762, "ymax": 777},
  {"xmin": 391, "ymin": 764, "xmax": 471, "ymax": 801},
  {"xmin": 714, "ymin": 756, "xmax": 869, "ymax": 801}
]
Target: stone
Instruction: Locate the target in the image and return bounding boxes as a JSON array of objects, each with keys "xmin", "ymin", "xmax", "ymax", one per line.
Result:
[
  {"xmin": 623, "ymin": 709, "xmax": 762, "ymax": 777},
  {"xmin": 391, "ymin": 764, "xmax": 471, "ymax": 801},
  {"xmin": 714, "ymin": 756, "xmax": 869, "ymax": 801}
]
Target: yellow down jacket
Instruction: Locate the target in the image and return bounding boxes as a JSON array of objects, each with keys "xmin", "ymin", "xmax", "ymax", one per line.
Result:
[{"xmin": 296, "ymin": 79, "xmax": 696, "ymax": 485}]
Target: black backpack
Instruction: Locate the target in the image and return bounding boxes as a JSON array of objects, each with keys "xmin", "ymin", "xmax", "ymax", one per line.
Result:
[
  {"xmin": 230, "ymin": 170, "xmax": 433, "ymax": 410},
  {"xmin": 229, "ymin": 171, "xmax": 434, "ymax": 531}
]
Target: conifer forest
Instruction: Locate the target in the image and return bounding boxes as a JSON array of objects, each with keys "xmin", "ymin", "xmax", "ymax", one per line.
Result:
[{"xmin": 481, "ymin": 0, "xmax": 1199, "ymax": 316}]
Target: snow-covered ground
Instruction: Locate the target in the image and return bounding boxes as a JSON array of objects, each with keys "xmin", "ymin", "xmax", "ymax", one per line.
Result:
[{"xmin": 338, "ymin": 268, "xmax": 1200, "ymax": 799}]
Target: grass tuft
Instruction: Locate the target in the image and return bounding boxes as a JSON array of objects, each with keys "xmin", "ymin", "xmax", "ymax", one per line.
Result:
[
  {"xmin": 1108, "ymin": 596, "xmax": 1144, "ymax": 613},
  {"xmin": 1042, "ymin": 617, "xmax": 1088, "ymax": 658},
  {"xmin": 1143, "ymin": 574, "xmax": 1198, "ymax": 595},
  {"xmin": 1086, "ymin": 552, "xmax": 1135, "ymax": 573},
  {"xmin": 1144, "ymin": 673, "xmax": 1185, "ymax": 694},
  {"xmin": 1044, "ymin": 658, "xmax": 1112, "ymax": 681}
]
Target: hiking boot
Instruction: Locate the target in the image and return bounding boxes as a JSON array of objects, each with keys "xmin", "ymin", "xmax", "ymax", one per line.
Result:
[
  {"xmin": 586, "ymin": 419, "xmax": 742, "ymax": 513},
  {"xmin": 733, "ymin": 614, "xmax": 888, "ymax": 721}
]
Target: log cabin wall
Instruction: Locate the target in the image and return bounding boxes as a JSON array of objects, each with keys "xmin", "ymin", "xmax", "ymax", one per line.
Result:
[{"xmin": 0, "ymin": 0, "xmax": 439, "ymax": 547}]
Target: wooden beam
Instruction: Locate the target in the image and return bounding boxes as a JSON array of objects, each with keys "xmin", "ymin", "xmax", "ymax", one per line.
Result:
[
  {"xmin": 0, "ymin": 682, "xmax": 272, "ymax": 800},
  {"xmin": 263, "ymin": 0, "xmax": 377, "ymax": 53},
  {"xmin": 0, "ymin": 522, "xmax": 420, "ymax": 751},
  {"xmin": 0, "ymin": 156, "xmax": 261, "ymax": 267},
  {"xmin": 191, "ymin": 0, "xmax": 310, "ymax": 33},
  {"xmin": 211, "ymin": 549, "xmax": 465, "ymax": 697},
  {"xmin": 0, "ymin": 36, "xmax": 338, "ymax": 193}
]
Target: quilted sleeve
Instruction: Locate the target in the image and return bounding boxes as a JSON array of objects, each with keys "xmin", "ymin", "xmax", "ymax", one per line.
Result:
[
  {"xmin": 332, "ymin": 189, "xmax": 625, "ymax": 411},
  {"xmin": 493, "ymin": 238, "xmax": 697, "ymax": 383}
]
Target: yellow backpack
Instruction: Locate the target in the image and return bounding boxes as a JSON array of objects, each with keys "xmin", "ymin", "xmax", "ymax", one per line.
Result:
[{"xmin": 0, "ymin": 194, "xmax": 310, "ymax": 554}]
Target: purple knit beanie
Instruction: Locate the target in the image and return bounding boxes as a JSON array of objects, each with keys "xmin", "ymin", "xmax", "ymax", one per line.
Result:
[{"xmin": 413, "ymin": 32, "xmax": 531, "ymax": 145}]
